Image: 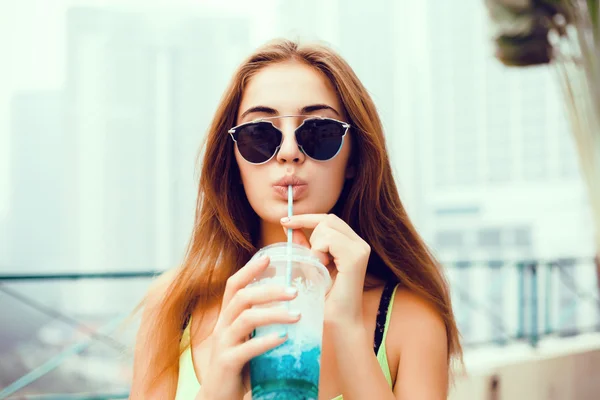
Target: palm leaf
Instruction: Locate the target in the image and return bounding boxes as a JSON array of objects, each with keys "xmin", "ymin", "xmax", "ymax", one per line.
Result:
[{"xmin": 485, "ymin": 0, "xmax": 600, "ymax": 256}]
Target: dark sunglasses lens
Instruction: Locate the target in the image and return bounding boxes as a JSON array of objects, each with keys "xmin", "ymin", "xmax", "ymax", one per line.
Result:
[
  {"xmin": 235, "ymin": 122, "xmax": 281, "ymax": 163},
  {"xmin": 296, "ymin": 119, "xmax": 346, "ymax": 160}
]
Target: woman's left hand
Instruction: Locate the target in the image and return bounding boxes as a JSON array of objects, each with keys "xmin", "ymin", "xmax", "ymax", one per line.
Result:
[{"xmin": 280, "ymin": 214, "xmax": 371, "ymax": 326}]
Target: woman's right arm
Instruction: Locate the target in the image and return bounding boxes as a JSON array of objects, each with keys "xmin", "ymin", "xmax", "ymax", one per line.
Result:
[
  {"xmin": 130, "ymin": 269, "xmax": 178, "ymax": 399},
  {"xmin": 131, "ymin": 257, "xmax": 300, "ymax": 400}
]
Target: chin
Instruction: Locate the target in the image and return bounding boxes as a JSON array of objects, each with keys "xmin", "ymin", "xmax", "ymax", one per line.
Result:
[
  {"xmin": 252, "ymin": 202, "xmax": 288, "ymax": 223},
  {"xmin": 251, "ymin": 195, "xmax": 337, "ymax": 222}
]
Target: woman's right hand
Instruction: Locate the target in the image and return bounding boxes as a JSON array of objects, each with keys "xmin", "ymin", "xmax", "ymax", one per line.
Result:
[{"xmin": 198, "ymin": 256, "xmax": 301, "ymax": 400}]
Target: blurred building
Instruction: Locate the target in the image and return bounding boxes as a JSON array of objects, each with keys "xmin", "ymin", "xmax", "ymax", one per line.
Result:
[
  {"xmin": 64, "ymin": 5, "xmax": 252, "ymax": 315},
  {"xmin": 411, "ymin": 0, "xmax": 597, "ymax": 344},
  {"xmin": 8, "ymin": 91, "xmax": 70, "ymax": 276},
  {"xmin": 417, "ymin": 0, "xmax": 591, "ymax": 262},
  {"xmin": 0, "ymin": 91, "xmax": 71, "ymax": 383},
  {"xmin": 1, "ymin": 91, "xmax": 68, "ymax": 348},
  {"xmin": 0, "ymin": 218, "xmax": 7, "ymax": 267}
]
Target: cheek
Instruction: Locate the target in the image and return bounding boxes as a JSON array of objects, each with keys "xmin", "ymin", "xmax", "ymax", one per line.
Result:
[
  {"xmin": 239, "ymin": 165, "xmax": 263, "ymax": 194},
  {"xmin": 237, "ymin": 161, "xmax": 270, "ymax": 209},
  {"xmin": 310, "ymin": 161, "xmax": 350, "ymax": 210},
  {"xmin": 236, "ymin": 149, "xmax": 259, "ymax": 185}
]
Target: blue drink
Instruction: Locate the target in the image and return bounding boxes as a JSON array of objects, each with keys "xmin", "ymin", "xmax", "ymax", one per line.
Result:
[
  {"xmin": 250, "ymin": 339, "xmax": 321, "ymax": 400},
  {"xmin": 247, "ymin": 243, "xmax": 330, "ymax": 400}
]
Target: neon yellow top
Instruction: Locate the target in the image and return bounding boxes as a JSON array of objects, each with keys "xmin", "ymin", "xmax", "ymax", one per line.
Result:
[{"xmin": 175, "ymin": 284, "xmax": 398, "ymax": 400}]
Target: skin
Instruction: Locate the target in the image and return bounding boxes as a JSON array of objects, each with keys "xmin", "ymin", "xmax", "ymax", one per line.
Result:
[
  {"xmin": 234, "ymin": 60, "xmax": 355, "ymax": 249},
  {"xmin": 131, "ymin": 60, "xmax": 449, "ymax": 400}
]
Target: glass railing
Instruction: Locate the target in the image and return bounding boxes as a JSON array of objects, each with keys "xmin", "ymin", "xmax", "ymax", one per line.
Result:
[
  {"xmin": 0, "ymin": 271, "xmax": 157, "ymax": 400},
  {"xmin": 445, "ymin": 257, "xmax": 600, "ymax": 348},
  {"xmin": 1, "ymin": 258, "xmax": 598, "ymax": 399}
]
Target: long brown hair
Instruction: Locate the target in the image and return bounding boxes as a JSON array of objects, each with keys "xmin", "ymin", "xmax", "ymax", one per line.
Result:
[{"xmin": 139, "ymin": 38, "xmax": 462, "ymax": 396}]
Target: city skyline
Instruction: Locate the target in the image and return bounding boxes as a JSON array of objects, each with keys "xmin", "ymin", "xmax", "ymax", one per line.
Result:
[
  {"xmin": 1, "ymin": 1, "xmax": 595, "ymax": 272},
  {"xmin": 0, "ymin": 2, "xmax": 595, "ymax": 288}
]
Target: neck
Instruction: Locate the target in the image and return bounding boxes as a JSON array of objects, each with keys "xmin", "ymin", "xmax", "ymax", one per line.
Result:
[{"xmin": 258, "ymin": 220, "xmax": 288, "ymax": 248}]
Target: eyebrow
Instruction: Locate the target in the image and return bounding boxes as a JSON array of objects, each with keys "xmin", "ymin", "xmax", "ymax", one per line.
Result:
[{"xmin": 240, "ymin": 104, "xmax": 340, "ymax": 120}]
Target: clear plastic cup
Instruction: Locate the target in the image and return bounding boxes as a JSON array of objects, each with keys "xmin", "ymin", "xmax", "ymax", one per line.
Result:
[{"xmin": 247, "ymin": 243, "xmax": 331, "ymax": 400}]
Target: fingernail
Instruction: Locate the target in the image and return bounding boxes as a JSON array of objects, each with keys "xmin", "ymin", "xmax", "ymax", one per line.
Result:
[
  {"xmin": 288, "ymin": 310, "xmax": 301, "ymax": 318},
  {"xmin": 285, "ymin": 287, "xmax": 298, "ymax": 295},
  {"xmin": 280, "ymin": 217, "xmax": 290, "ymax": 223},
  {"xmin": 278, "ymin": 330, "xmax": 288, "ymax": 338}
]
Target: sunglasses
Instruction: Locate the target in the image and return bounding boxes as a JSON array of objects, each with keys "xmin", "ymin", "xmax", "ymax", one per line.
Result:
[{"xmin": 228, "ymin": 115, "xmax": 350, "ymax": 164}]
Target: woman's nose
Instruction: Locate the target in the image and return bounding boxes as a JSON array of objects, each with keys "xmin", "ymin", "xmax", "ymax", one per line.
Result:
[{"xmin": 276, "ymin": 124, "xmax": 305, "ymax": 164}]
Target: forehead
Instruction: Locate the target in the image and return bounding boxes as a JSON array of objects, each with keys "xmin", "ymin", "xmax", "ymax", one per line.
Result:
[{"xmin": 238, "ymin": 61, "xmax": 342, "ymax": 116}]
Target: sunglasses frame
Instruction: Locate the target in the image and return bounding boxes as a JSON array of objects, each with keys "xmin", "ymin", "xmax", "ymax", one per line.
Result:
[{"xmin": 228, "ymin": 115, "xmax": 351, "ymax": 165}]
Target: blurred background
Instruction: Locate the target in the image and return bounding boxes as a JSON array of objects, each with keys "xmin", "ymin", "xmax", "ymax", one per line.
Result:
[{"xmin": 1, "ymin": 0, "xmax": 599, "ymax": 399}]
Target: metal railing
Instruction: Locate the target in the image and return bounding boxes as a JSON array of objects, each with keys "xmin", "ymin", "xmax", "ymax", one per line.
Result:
[{"xmin": 445, "ymin": 257, "xmax": 600, "ymax": 348}]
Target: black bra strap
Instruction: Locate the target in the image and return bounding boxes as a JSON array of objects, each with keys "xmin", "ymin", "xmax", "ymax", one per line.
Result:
[{"xmin": 373, "ymin": 281, "xmax": 395, "ymax": 355}]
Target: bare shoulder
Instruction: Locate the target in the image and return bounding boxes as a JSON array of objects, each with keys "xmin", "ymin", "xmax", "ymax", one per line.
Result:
[
  {"xmin": 387, "ymin": 287, "xmax": 449, "ymax": 396},
  {"xmin": 389, "ymin": 288, "xmax": 448, "ymax": 349},
  {"xmin": 392, "ymin": 288, "xmax": 447, "ymax": 332}
]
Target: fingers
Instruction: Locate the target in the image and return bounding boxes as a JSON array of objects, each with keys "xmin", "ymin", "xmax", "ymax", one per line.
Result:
[
  {"xmin": 220, "ymin": 332, "xmax": 289, "ymax": 372},
  {"xmin": 281, "ymin": 214, "xmax": 359, "ymax": 240},
  {"xmin": 281, "ymin": 214, "xmax": 369, "ymax": 266},
  {"xmin": 213, "ymin": 290, "xmax": 300, "ymax": 374},
  {"xmin": 221, "ymin": 256, "xmax": 270, "ymax": 310},
  {"xmin": 281, "ymin": 225, "xmax": 312, "ymax": 249},
  {"xmin": 312, "ymin": 224, "xmax": 370, "ymax": 266},
  {"xmin": 280, "ymin": 214, "xmax": 324, "ymax": 229},
  {"xmin": 281, "ymin": 225, "xmax": 330, "ymax": 265},
  {"xmin": 227, "ymin": 307, "xmax": 301, "ymax": 344},
  {"xmin": 219, "ymin": 284, "xmax": 298, "ymax": 328},
  {"xmin": 308, "ymin": 224, "xmax": 342, "ymax": 265},
  {"xmin": 280, "ymin": 221, "xmax": 341, "ymax": 266}
]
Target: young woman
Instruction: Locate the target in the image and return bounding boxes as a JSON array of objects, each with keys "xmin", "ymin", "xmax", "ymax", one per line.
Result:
[{"xmin": 131, "ymin": 39, "xmax": 462, "ymax": 400}]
